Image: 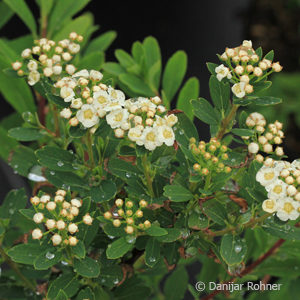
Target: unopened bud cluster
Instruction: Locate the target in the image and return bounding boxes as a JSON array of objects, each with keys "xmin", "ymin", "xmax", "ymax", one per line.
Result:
[
  {"xmin": 216, "ymin": 40, "xmax": 282, "ymax": 98},
  {"xmin": 190, "ymin": 137, "xmax": 232, "ymax": 176},
  {"xmin": 256, "ymin": 160, "xmax": 300, "ymax": 221},
  {"xmin": 30, "ymin": 189, "xmax": 93, "ymax": 246},
  {"xmin": 245, "ymin": 112, "xmax": 284, "ymax": 160},
  {"xmin": 104, "ymin": 198, "xmax": 151, "ymax": 234},
  {"xmin": 11, "ymin": 32, "xmax": 82, "ymax": 86}
]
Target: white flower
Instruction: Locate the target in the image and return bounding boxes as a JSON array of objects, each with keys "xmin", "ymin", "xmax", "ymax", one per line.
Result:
[
  {"xmin": 242, "ymin": 40, "xmax": 252, "ymax": 48},
  {"xmin": 232, "ymin": 82, "xmax": 246, "ymax": 98},
  {"xmin": 165, "ymin": 114, "xmax": 178, "ymax": 127},
  {"xmin": 287, "ymin": 185, "xmax": 297, "ymax": 196},
  {"xmin": 106, "ymin": 109, "xmax": 129, "ymax": 129},
  {"xmin": 40, "ymin": 194, "xmax": 50, "ymax": 203},
  {"xmin": 60, "ymin": 86, "xmax": 75, "ymax": 102},
  {"xmin": 46, "ymin": 219, "xmax": 56, "ymax": 229},
  {"xmin": 215, "ymin": 64, "xmax": 231, "ymax": 81},
  {"xmin": 154, "ymin": 116, "xmax": 167, "ymax": 127},
  {"xmin": 108, "ymin": 86, "xmax": 125, "ymax": 102},
  {"xmin": 291, "ymin": 160, "xmax": 300, "ymax": 169},
  {"xmin": 53, "ymin": 65, "xmax": 62, "ymax": 75},
  {"xmin": 276, "ymin": 198, "xmax": 299, "ymax": 221},
  {"xmin": 71, "ymin": 98, "xmax": 83, "ymax": 109},
  {"xmin": 68, "ymin": 43, "xmax": 80, "ymax": 54},
  {"xmin": 72, "ymin": 69, "xmax": 89, "ymax": 78},
  {"xmin": 262, "ymin": 199, "xmax": 277, "ymax": 213},
  {"xmin": 266, "ymin": 179, "xmax": 287, "ymax": 199},
  {"xmin": 46, "ymin": 201, "xmax": 56, "ymax": 211},
  {"xmin": 51, "ymin": 234, "xmax": 62, "ymax": 246},
  {"xmin": 141, "ymin": 127, "xmax": 162, "ymax": 151},
  {"xmin": 33, "ymin": 212, "xmax": 44, "ymax": 224},
  {"xmin": 68, "ymin": 223, "xmax": 78, "ymax": 234},
  {"xmin": 32, "ymin": 228, "xmax": 43, "ymax": 240},
  {"xmin": 128, "ymin": 126, "xmax": 143, "ymax": 143},
  {"xmin": 93, "ymin": 90, "xmax": 110, "ymax": 109},
  {"xmin": 66, "ymin": 64, "xmax": 76, "ymax": 75},
  {"xmin": 76, "ymin": 104, "xmax": 99, "ymax": 128},
  {"xmin": 56, "ymin": 220, "xmax": 66, "ymax": 230},
  {"xmin": 256, "ymin": 167, "xmax": 278, "ymax": 186},
  {"xmin": 90, "ymin": 70, "xmax": 103, "ymax": 81},
  {"xmin": 83, "ymin": 214, "xmax": 93, "ymax": 225},
  {"xmin": 43, "ymin": 67, "xmax": 53, "ymax": 77},
  {"xmin": 62, "ymin": 52, "xmax": 72, "ymax": 61},
  {"xmin": 60, "ymin": 108, "xmax": 72, "ymax": 119},
  {"xmin": 137, "ymin": 97, "xmax": 157, "ymax": 111},
  {"xmin": 71, "ymin": 198, "xmax": 82, "ymax": 207},
  {"xmin": 28, "ymin": 71, "xmax": 40, "ymax": 86},
  {"xmin": 21, "ymin": 48, "xmax": 31, "ymax": 58},
  {"xmin": 248, "ymin": 142, "xmax": 259, "ymax": 154},
  {"xmin": 157, "ymin": 125, "xmax": 175, "ymax": 146}
]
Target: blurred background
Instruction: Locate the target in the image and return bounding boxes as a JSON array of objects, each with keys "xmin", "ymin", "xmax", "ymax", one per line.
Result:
[
  {"xmin": 1, "ymin": 0, "xmax": 300, "ymax": 215},
  {"xmin": 1, "ymin": 1, "xmax": 300, "ymax": 299}
]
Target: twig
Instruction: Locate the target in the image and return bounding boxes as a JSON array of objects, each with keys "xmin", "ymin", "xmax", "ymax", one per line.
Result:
[{"xmin": 216, "ymin": 104, "xmax": 239, "ymax": 140}]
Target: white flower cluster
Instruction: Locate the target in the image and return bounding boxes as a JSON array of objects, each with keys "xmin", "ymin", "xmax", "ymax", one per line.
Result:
[
  {"xmin": 215, "ymin": 40, "xmax": 282, "ymax": 98},
  {"xmin": 256, "ymin": 159, "xmax": 300, "ymax": 221},
  {"xmin": 30, "ymin": 189, "xmax": 93, "ymax": 246},
  {"xmin": 244, "ymin": 112, "xmax": 284, "ymax": 159},
  {"xmin": 11, "ymin": 32, "xmax": 82, "ymax": 86},
  {"xmin": 55, "ymin": 71, "xmax": 177, "ymax": 151}
]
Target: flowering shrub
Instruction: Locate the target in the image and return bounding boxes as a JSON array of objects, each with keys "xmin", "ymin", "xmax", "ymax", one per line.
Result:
[{"xmin": 0, "ymin": 2, "xmax": 299, "ymax": 300}]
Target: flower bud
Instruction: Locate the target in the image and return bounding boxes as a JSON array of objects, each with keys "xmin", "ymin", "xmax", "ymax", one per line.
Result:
[
  {"xmin": 30, "ymin": 196, "xmax": 40, "ymax": 205},
  {"xmin": 54, "ymin": 195, "xmax": 64, "ymax": 202},
  {"xmin": 139, "ymin": 200, "xmax": 148, "ymax": 208},
  {"xmin": 126, "ymin": 217, "xmax": 134, "ymax": 225},
  {"xmin": 32, "ymin": 228, "xmax": 43, "ymax": 240},
  {"xmin": 68, "ymin": 223, "xmax": 78, "ymax": 234},
  {"xmin": 126, "ymin": 201, "xmax": 134, "ymax": 208},
  {"xmin": 70, "ymin": 206, "xmax": 79, "ymax": 216},
  {"xmin": 253, "ymin": 67, "xmax": 263, "ymax": 77},
  {"xmin": 263, "ymin": 143, "xmax": 273, "ymax": 153},
  {"xmin": 56, "ymin": 220, "xmax": 66, "ymax": 230},
  {"xmin": 40, "ymin": 194, "xmax": 51, "ymax": 203},
  {"xmin": 285, "ymin": 176, "xmax": 294, "ymax": 185},
  {"xmin": 144, "ymin": 220, "xmax": 151, "ymax": 228},
  {"xmin": 272, "ymin": 62, "xmax": 282, "ymax": 72},
  {"xmin": 255, "ymin": 154, "xmax": 264, "ymax": 163},
  {"xmin": 248, "ymin": 142, "xmax": 259, "ymax": 154},
  {"xmin": 136, "ymin": 210, "xmax": 143, "ymax": 218},
  {"xmin": 46, "ymin": 219, "xmax": 56, "ymax": 229},
  {"xmin": 46, "ymin": 201, "xmax": 56, "ymax": 211},
  {"xmin": 33, "ymin": 213, "xmax": 44, "ymax": 224},
  {"xmin": 104, "ymin": 211, "xmax": 112, "ymax": 219},
  {"xmin": 275, "ymin": 146, "xmax": 284, "ymax": 156},
  {"xmin": 125, "ymin": 226, "xmax": 134, "ymax": 234},
  {"xmin": 83, "ymin": 214, "xmax": 93, "ymax": 225},
  {"xmin": 115, "ymin": 199, "xmax": 124, "ymax": 207},
  {"xmin": 287, "ymin": 185, "xmax": 297, "ymax": 196},
  {"xmin": 52, "ymin": 234, "xmax": 62, "ymax": 246},
  {"xmin": 69, "ymin": 236, "xmax": 78, "ymax": 246},
  {"xmin": 235, "ymin": 65, "xmax": 244, "ymax": 75}
]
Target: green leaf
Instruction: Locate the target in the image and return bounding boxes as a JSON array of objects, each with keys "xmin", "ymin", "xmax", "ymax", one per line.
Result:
[
  {"xmin": 90, "ymin": 180, "xmax": 117, "ymax": 202},
  {"xmin": 206, "ymin": 62, "xmax": 218, "ymax": 75},
  {"xmin": 256, "ymin": 47, "xmax": 263, "ymax": 59},
  {"xmin": 52, "ymin": 13, "xmax": 93, "ymax": 41},
  {"xmin": 34, "ymin": 250, "xmax": 62, "ymax": 270},
  {"xmin": 77, "ymin": 51, "xmax": 104, "ymax": 70},
  {"xmin": 56, "ymin": 290, "xmax": 68, "ymax": 300},
  {"xmin": 69, "ymin": 126, "xmax": 86, "ymax": 138},
  {"xmin": 0, "ymin": 2, "xmax": 14, "ymax": 30},
  {"xmin": 98, "ymin": 265, "xmax": 123, "ymax": 288},
  {"xmin": 156, "ymin": 228, "xmax": 181, "ymax": 243},
  {"xmin": 36, "ymin": 146, "xmax": 75, "ymax": 171},
  {"xmin": 253, "ymin": 96, "xmax": 282, "ymax": 106},
  {"xmin": 107, "ymin": 237, "xmax": 133, "ymax": 259},
  {"xmin": 164, "ymin": 267, "xmax": 188, "ymax": 300},
  {"xmin": 262, "ymin": 218, "xmax": 300, "ymax": 240},
  {"xmin": 40, "ymin": 0, "xmax": 54, "ymax": 19},
  {"xmin": 0, "ymin": 189, "xmax": 27, "ymax": 220},
  {"xmin": 48, "ymin": 0, "xmax": 90, "ymax": 37},
  {"xmin": 191, "ymin": 98, "xmax": 220, "ymax": 125},
  {"xmin": 162, "ymin": 50, "xmax": 187, "ymax": 102},
  {"xmin": 73, "ymin": 257, "xmax": 100, "ymax": 278},
  {"xmin": 85, "ymin": 31, "xmax": 117, "ymax": 54},
  {"xmin": 145, "ymin": 225, "xmax": 168, "ymax": 237},
  {"xmin": 72, "ymin": 240, "xmax": 86, "ymax": 258},
  {"xmin": 264, "ymin": 50, "xmax": 274, "ymax": 61},
  {"xmin": 114, "ymin": 277, "xmax": 151, "ymax": 300},
  {"xmin": 45, "ymin": 93, "xmax": 69, "ymax": 108},
  {"xmin": 188, "ymin": 212, "xmax": 209, "ymax": 230},
  {"xmin": 143, "ymin": 36, "xmax": 161, "ymax": 90},
  {"xmin": 202, "ymin": 199, "xmax": 227, "ymax": 225},
  {"xmin": 102, "ymin": 62, "xmax": 126, "ymax": 76},
  {"xmin": 76, "ymin": 287, "xmax": 95, "ymax": 300},
  {"xmin": 220, "ymin": 234, "xmax": 247, "ymax": 266},
  {"xmin": 163, "ymin": 185, "xmax": 193, "ymax": 202},
  {"xmin": 209, "ymin": 75, "xmax": 230, "ymax": 113},
  {"xmin": 115, "ymin": 49, "xmax": 136, "ymax": 68},
  {"xmin": 108, "ymin": 158, "xmax": 141, "ymax": 181},
  {"xmin": 145, "ymin": 237, "xmax": 160, "ymax": 267},
  {"xmin": 7, "ymin": 243, "xmax": 46, "ymax": 265},
  {"xmin": 177, "ymin": 77, "xmax": 200, "ymax": 119},
  {"xmin": 3, "ymin": 0, "xmax": 37, "ymax": 37},
  {"xmin": 231, "ymin": 128, "xmax": 255, "ymax": 137},
  {"xmin": 0, "ymin": 126, "xmax": 18, "ymax": 160},
  {"xmin": 119, "ymin": 73, "xmax": 154, "ymax": 96},
  {"xmin": 47, "ymin": 273, "xmax": 80, "ymax": 300},
  {"xmin": 8, "ymin": 127, "xmax": 45, "ymax": 141},
  {"xmin": 252, "ymin": 80, "xmax": 272, "ymax": 94}
]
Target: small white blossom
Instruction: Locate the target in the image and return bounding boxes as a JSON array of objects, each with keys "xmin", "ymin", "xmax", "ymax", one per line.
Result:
[
  {"xmin": 215, "ymin": 64, "xmax": 232, "ymax": 81},
  {"xmin": 76, "ymin": 104, "xmax": 99, "ymax": 128},
  {"xmin": 71, "ymin": 98, "xmax": 83, "ymax": 109},
  {"xmin": 106, "ymin": 109, "xmax": 129, "ymax": 129},
  {"xmin": 21, "ymin": 48, "xmax": 31, "ymax": 58},
  {"xmin": 232, "ymin": 82, "xmax": 246, "ymax": 98},
  {"xmin": 266, "ymin": 179, "xmax": 287, "ymax": 199},
  {"xmin": 72, "ymin": 69, "xmax": 89, "ymax": 78},
  {"xmin": 90, "ymin": 70, "xmax": 103, "ymax": 81},
  {"xmin": 28, "ymin": 71, "xmax": 40, "ymax": 86},
  {"xmin": 256, "ymin": 167, "xmax": 278, "ymax": 186},
  {"xmin": 60, "ymin": 86, "xmax": 75, "ymax": 102},
  {"xmin": 60, "ymin": 108, "xmax": 72, "ymax": 119},
  {"xmin": 262, "ymin": 199, "xmax": 277, "ymax": 213},
  {"xmin": 276, "ymin": 198, "xmax": 299, "ymax": 221},
  {"xmin": 242, "ymin": 40, "xmax": 252, "ymax": 48},
  {"xmin": 157, "ymin": 125, "xmax": 175, "ymax": 146},
  {"xmin": 71, "ymin": 198, "xmax": 82, "ymax": 208}
]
